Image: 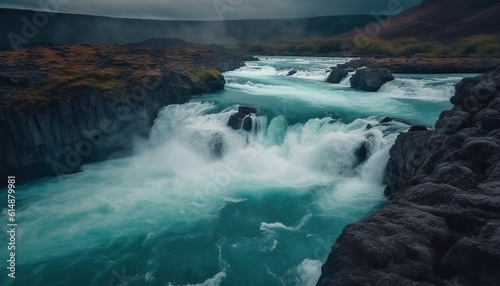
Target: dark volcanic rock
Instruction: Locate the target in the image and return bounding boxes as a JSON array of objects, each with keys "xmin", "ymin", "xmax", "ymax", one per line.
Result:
[
  {"xmin": 287, "ymin": 69, "xmax": 297, "ymax": 76},
  {"xmin": 318, "ymin": 67, "xmax": 500, "ymax": 286},
  {"xmin": 408, "ymin": 125, "xmax": 428, "ymax": 132},
  {"xmin": 227, "ymin": 106, "xmax": 258, "ymax": 132},
  {"xmin": 380, "ymin": 116, "xmax": 393, "ymax": 124},
  {"xmin": 326, "ymin": 67, "xmax": 348, "ymax": 84},
  {"xmin": 350, "ymin": 68, "xmax": 395, "ymax": 92}
]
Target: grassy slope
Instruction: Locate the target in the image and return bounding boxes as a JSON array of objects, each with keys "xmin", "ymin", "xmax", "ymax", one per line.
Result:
[
  {"xmin": 0, "ymin": 43, "xmax": 224, "ymax": 110},
  {"xmin": 233, "ymin": 35, "xmax": 500, "ymax": 58}
]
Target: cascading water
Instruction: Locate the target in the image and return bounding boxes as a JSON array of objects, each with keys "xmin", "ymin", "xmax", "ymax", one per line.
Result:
[{"xmin": 1, "ymin": 56, "xmax": 466, "ymax": 286}]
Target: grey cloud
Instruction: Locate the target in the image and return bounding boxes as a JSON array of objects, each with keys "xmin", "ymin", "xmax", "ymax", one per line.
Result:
[{"xmin": 0, "ymin": 0, "xmax": 422, "ymax": 20}]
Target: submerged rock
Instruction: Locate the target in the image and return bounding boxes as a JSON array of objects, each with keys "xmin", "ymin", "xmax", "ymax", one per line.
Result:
[
  {"xmin": 318, "ymin": 67, "xmax": 500, "ymax": 286},
  {"xmin": 227, "ymin": 106, "xmax": 258, "ymax": 132},
  {"xmin": 326, "ymin": 67, "xmax": 348, "ymax": 84},
  {"xmin": 350, "ymin": 68, "xmax": 395, "ymax": 92},
  {"xmin": 287, "ymin": 69, "xmax": 297, "ymax": 76},
  {"xmin": 209, "ymin": 132, "xmax": 226, "ymax": 158},
  {"xmin": 353, "ymin": 138, "xmax": 372, "ymax": 168},
  {"xmin": 379, "ymin": 116, "xmax": 393, "ymax": 124}
]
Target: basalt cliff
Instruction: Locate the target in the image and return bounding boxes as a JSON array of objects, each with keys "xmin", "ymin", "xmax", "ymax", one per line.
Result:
[
  {"xmin": 0, "ymin": 39, "xmax": 252, "ymax": 184},
  {"xmin": 318, "ymin": 68, "xmax": 500, "ymax": 285}
]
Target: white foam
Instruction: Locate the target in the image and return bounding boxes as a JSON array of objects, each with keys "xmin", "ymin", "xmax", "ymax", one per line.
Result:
[
  {"xmin": 222, "ymin": 197, "xmax": 247, "ymax": 203},
  {"xmin": 168, "ymin": 271, "xmax": 227, "ymax": 286},
  {"xmin": 145, "ymin": 271, "xmax": 155, "ymax": 282},
  {"xmin": 379, "ymin": 76, "xmax": 459, "ymax": 100},
  {"xmin": 15, "ymin": 101, "xmax": 404, "ymax": 263},
  {"xmin": 260, "ymin": 213, "xmax": 312, "ymax": 233},
  {"xmin": 226, "ymin": 56, "xmax": 352, "ymax": 82},
  {"xmin": 296, "ymin": 259, "xmax": 323, "ymax": 286}
]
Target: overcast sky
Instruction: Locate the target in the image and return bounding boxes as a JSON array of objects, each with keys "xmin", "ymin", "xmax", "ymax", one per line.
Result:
[{"xmin": 0, "ymin": 0, "xmax": 423, "ymax": 20}]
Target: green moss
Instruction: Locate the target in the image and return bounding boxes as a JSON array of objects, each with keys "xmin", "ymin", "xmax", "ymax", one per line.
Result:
[
  {"xmin": 51, "ymin": 69, "xmax": 125, "ymax": 90},
  {"xmin": 233, "ymin": 35, "xmax": 500, "ymax": 58},
  {"xmin": 10, "ymin": 88, "xmax": 53, "ymax": 110},
  {"xmin": 453, "ymin": 35, "xmax": 500, "ymax": 57},
  {"xmin": 185, "ymin": 69, "xmax": 223, "ymax": 85},
  {"xmin": 5, "ymin": 68, "xmax": 126, "ymax": 110}
]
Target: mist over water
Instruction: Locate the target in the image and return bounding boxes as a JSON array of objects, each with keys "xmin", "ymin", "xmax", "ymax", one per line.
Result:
[{"xmin": 1, "ymin": 57, "xmax": 464, "ymax": 286}]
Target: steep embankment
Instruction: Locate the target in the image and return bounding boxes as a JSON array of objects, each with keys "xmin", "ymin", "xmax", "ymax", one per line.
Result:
[
  {"xmin": 0, "ymin": 39, "xmax": 250, "ymax": 184},
  {"xmin": 317, "ymin": 69, "xmax": 500, "ymax": 285},
  {"xmin": 339, "ymin": 0, "xmax": 500, "ymax": 42}
]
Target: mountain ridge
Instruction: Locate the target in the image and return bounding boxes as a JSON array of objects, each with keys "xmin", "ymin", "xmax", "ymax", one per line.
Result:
[
  {"xmin": 338, "ymin": 0, "xmax": 500, "ymax": 42},
  {"xmin": 0, "ymin": 8, "xmax": 375, "ymax": 48}
]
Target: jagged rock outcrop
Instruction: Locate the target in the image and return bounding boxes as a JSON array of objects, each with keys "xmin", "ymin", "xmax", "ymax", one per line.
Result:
[
  {"xmin": 350, "ymin": 68, "xmax": 395, "ymax": 92},
  {"xmin": 318, "ymin": 68, "xmax": 500, "ymax": 286},
  {"xmin": 227, "ymin": 106, "xmax": 258, "ymax": 132},
  {"xmin": 326, "ymin": 67, "xmax": 348, "ymax": 84}
]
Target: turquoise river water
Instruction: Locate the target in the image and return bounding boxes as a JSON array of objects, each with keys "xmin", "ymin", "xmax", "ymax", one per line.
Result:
[{"xmin": 1, "ymin": 57, "xmax": 470, "ymax": 286}]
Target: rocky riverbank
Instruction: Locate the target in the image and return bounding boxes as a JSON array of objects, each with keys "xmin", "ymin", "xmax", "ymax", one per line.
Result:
[
  {"xmin": 317, "ymin": 68, "xmax": 500, "ymax": 285},
  {"xmin": 0, "ymin": 39, "xmax": 253, "ymax": 184},
  {"xmin": 337, "ymin": 57, "xmax": 500, "ymax": 74}
]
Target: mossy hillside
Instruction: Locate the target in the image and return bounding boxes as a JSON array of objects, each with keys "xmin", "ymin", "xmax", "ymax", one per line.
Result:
[
  {"xmin": 235, "ymin": 35, "xmax": 500, "ymax": 58},
  {"xmin": 184, "ymin": 68, "xmax": 223, "ymax": 85},
  {"xmin": 0, "ymin": 43, "xmax": 243, "ymax": 111},
  {"xmin": 51, "ymin": 68, "xmax": 126, "ymax": 90},
  {"xmin": 8, "ymin": 68, "xmax": 126, "ymax": 110}
]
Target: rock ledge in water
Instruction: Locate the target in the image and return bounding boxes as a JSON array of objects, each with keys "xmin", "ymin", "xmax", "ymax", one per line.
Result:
[
  {"xmin": 227, "ymin": 106, "xmax": 258, "ymax": 132},
  {"xmin": 349, "ymin": 68, "xmax": 395, "ymax": 92},
  {"xmin": 326, "ymin": 67, "xmax": 348, "ymax": 83}
]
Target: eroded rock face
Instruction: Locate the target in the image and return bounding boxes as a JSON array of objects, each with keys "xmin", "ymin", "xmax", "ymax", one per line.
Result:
[
  {"xmin": 0, "ymin": 70, "xmax": 226, "ymax": 185},
  {"xmin": 227, "ymin": 106, "xmax": 258, "ymax": 132},
  {"xmin": 350, "ymin": 68, "xmax": 395, "ymax": 92},
  {"xmin": 318, "ymin": 67, "xmax": 500, "ymax": 286},
  {"xmin": 326, "ymin": 67, "xmax": 348, "ymax": 84}
]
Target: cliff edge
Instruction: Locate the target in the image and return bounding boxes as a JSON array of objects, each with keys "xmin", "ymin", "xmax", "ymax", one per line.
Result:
[
  {"xmin": 0, "ymin": 39, "xmax": 251, "ymax": 184},
  {"xmin": 317, "ymin": 68, "xmax": 500, "ymax": 285}
]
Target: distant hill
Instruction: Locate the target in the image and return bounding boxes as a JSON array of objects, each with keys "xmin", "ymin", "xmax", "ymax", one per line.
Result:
[
  {"xmin": 339, "ymin": 0, "xmax": 500, "ymax": 42},
  {"xmin": 0, "ymin": 8, "xmax": 375, "ymax": 48}
]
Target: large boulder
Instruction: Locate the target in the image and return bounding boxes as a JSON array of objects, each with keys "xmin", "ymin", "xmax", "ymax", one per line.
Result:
[
  {"xmin": 326, "ymin": 67, "xmax": 348, "ymax": 84},
  {"xmin": 227, "ymin": 106, "xmax": 258, "ymax": 132},
  {"xmin": 349, "ymin": 68, "xmax": 395, "ymax": 92}
]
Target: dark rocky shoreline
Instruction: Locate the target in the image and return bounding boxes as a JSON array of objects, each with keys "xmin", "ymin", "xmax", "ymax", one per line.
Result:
[{"xmin": 317, "ymin": 68, "xmax": 500, "ymax": 285}]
